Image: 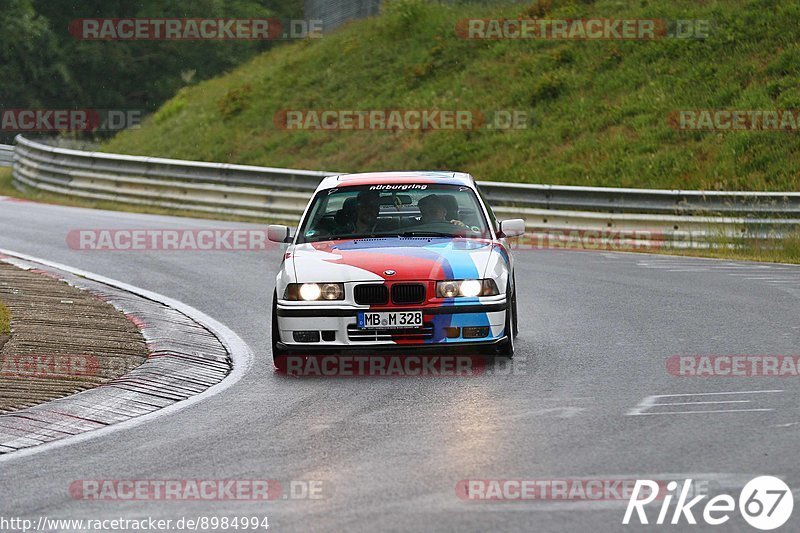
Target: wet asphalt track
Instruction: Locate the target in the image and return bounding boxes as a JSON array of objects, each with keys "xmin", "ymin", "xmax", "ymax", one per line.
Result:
[{"xmin": 0, "ymin": 197, "xmax": 799, "ymax": 532}]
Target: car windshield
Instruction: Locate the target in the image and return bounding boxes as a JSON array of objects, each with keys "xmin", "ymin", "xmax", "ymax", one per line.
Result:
[{"xmin": 296, "ymin": 184, "xmax": 491, "ymax": 244}]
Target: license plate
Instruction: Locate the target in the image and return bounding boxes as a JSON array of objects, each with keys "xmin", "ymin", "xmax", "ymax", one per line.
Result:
[{"xmin": 357, "ymin": 311, "xmax": 423, "ymax": 329}]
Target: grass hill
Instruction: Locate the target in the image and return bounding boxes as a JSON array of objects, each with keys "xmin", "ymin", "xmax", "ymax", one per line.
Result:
[{"xmin": 103, "ymin": 0, "xmax": 800, "ymax": 191}]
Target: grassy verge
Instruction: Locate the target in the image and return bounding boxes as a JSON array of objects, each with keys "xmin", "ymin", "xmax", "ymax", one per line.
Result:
[
  {"xmin": 656, "ymin": 231, "xmax": 800, "ymax": 264},
  {"xmin": 0, "ymin": 300, "xmax": 10, "ymax": 336},
  {"xmin": 103, "ymin": 0, "xmax": 800, "ymax": 191}
]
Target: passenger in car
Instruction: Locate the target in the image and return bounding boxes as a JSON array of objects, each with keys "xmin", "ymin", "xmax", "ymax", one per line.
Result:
[{"xmin": 417, "ymin": 194, "xmax": 466, "ymax": 227}]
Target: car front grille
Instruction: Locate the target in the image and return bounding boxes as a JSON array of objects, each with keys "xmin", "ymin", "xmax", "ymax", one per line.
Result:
[
  {"xmin": 347, "ymin": 323, "xmax": 434, "ymax": 342},
  {"xmin": 391, "ymin": 283, "xmax": 426, "ymax": 304},
  {"xmin": 354, "ymin": 284, "xmax": 388, "ymax": 305}
]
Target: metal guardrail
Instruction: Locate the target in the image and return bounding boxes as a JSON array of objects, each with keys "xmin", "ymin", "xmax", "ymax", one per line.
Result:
[
  {"xmin": 305, "ymin": 0, "xmax": 381, "ymax": 32},
  {"xmin": 10, "ymin": 135, "xmax": 800, "ymax": 242},
  {"xmin": 0, "ymin": 144, "xmax": 13, "ymax": 167}
]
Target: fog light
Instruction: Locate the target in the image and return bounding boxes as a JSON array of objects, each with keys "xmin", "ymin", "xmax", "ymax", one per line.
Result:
[
  {"xmin": 462, "ymin": 326, "xmax": 489, "ymax": 339},
  {"xmin": 444, "ymin": 327, "xmax": 461, "ymax": 338},
  {"xmin": 293, "ymin": 331, "xmax": 320, "ymax": 343}
]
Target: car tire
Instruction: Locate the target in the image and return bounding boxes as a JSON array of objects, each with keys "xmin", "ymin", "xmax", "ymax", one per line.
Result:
[
  {"xmin": 271, "ymin": 292, "xmax": 290, "ymax": 371},
  {"xmin": 495, "ymin": 283, "xmax": 515, "ymax": 358},
  {"xmin": 511, "ymin": 275, "xmax": 519, "ymax": 339}
]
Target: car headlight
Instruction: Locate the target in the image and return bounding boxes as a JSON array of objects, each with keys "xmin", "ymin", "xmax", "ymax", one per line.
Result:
[
  {"xmin": 436, "ymin": 279, "xmax": 499, "ymax": 298},
  {"xmin": 284, "ymin": 283, "xmax": 345, "ymax": 301}
]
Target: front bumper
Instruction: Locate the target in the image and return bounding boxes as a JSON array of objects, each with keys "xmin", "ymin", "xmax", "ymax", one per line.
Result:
[{"xmin": 275, "ymin": 301, "xmax": 507, "ymax": 349}]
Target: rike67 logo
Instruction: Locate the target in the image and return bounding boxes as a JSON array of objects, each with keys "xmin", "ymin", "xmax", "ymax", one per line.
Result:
[{"xmin": 623, "ymin": 476, "xmax": 793, "ymax": 530}]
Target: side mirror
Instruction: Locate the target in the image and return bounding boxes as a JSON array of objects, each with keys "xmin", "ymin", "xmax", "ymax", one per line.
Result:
[
  {"xmin": 267, "ymin": 224, "xmax": 294, "ymax": 243},
  {"xmin": 499, "ymin": 219, "xmax": 525, "ymax": 238}
]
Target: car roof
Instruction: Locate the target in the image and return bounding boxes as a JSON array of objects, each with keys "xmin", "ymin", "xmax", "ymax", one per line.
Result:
[{"xmin": 317, "ymin": 171, "xmax": 475, "ymax": 191}]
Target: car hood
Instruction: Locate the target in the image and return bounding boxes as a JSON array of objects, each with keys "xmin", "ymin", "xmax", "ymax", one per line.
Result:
[{"xmin": 288, "ymin": 237, "xmax": 495, "ymax": 283}]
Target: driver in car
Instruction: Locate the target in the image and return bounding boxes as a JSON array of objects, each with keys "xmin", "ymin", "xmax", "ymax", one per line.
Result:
[
  {"xmin": 417, "ymin": 194, "xmax": 466, "ymax": 227},
  {"xmin": 330, "ymin": 190, "xmax": 381, "ymax": 236}
]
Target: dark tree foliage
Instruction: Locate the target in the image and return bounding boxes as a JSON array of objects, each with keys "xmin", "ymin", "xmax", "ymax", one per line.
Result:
[{"xmin": 0, "ymin": 0, "xmax": 302, "ymax": 142}]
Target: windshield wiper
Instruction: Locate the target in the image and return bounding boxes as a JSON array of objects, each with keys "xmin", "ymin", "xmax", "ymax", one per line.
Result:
[
  {"xmin": 308, "ymin": 233, "xmax": 386, "ymax": 242},
  {"xmin": 399, "ymin": 231, "xmax": 455, "ymax": 238},
  {"xmin": 304, "ymin": 231, "xmax": 457, "ymax": 243}
]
